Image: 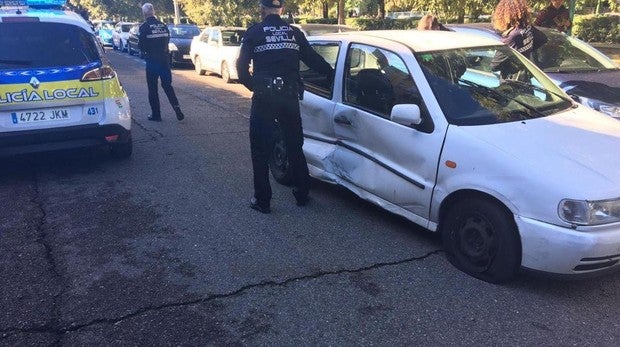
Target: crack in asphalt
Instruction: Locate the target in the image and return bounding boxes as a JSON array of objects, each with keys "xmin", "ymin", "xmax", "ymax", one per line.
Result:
[
  {"xmin": 30, "ymin": 170, "xmax": 63, "ymax": 345},
  {"xmin": 0, "ymin": 249, "xmax": 443, "ymax": 339},
  {"xmin": 131, "ymin": 118, "xmax": 164, "ymax": 140}
]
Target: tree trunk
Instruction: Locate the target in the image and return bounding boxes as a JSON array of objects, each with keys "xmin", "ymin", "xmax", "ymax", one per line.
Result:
[
  {"xmin": 322, "ymin": 1, "xmax": 328, "ymax": 19},
  {"xmin": 338, "ymin": 0, "xmax": 345, "ymax": 24},
  {"xmin": 378, "ymin": 0, "xmax": 385, "ymax": 19}
]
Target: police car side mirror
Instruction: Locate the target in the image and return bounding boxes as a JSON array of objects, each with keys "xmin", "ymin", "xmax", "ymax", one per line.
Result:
[{"xmin": 390, "ymin": 104, "xmax": 422, "ymax": 126}]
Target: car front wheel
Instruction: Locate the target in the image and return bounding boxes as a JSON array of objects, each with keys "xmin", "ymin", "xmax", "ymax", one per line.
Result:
[
  {"xmin": 194, "ymin": 57, "xmax": 206, "ymax": 75},
  {"xmin": 221, "ymin": 62, "xmax": 231, "ymax": 83},
  {"xmin": 441, "ymin": 198, "xmax": 521, "ymax": 283}
]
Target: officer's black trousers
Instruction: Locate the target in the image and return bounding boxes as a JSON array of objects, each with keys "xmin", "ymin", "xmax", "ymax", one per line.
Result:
[
  {"xmin": 146, "ymin": 60, "xmax": 180, "ymax": 117},
  {"xmin": 250, "ymin": 95, "xmax": 309, "ymax": 207}
]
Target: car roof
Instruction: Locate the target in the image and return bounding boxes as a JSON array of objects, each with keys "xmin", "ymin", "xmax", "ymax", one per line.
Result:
[
  {"xmin": 0, "ymin": 7, "xmax": 93, "ymax": 32},
  {"xmin": 204, "ymin": 26, "xmax": 246, "ymax": 31},
  {"xmin": 310, "ymin": 30, "xmax": 503, "ymax": 52}
]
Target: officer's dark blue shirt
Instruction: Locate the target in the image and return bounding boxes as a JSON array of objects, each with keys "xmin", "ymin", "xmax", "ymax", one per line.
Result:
[
  {"xmin": 236, "ymin": 14, "xmax": 333, "ymax": 91},
  {"xmin": 139, "ymin": 16, "xmax": 170, "ymax": 64}
]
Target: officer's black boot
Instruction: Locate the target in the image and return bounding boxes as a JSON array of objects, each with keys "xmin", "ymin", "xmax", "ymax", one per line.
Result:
[{"xmin": 173, "ymin": 105, "xmax": 184, "ymax": 121}]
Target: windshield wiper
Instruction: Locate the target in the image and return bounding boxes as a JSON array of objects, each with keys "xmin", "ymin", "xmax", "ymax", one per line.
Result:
[
  {"xmin": 501, "ymin": 79, "xmax": 574, "ymax": 104},
  {"xmin": 458, "ymin": 78, "xmax": 548, "ymax": 119}
]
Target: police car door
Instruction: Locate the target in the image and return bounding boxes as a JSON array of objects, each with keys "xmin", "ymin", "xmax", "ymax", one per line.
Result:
[{"xmin": 331, "ymin": 43, "xmax": 443, "ymax": 223}]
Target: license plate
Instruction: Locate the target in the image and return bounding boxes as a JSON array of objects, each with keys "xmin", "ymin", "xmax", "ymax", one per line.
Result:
[
  {"xmin": 182, "ymin": 54, "xmax": 190, "ymax": 59},
  {"xmin": 11, "ymin": 109, "xmax": 70, "ymax": 124}
]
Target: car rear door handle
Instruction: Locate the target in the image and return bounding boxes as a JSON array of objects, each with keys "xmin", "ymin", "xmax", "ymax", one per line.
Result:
[{"xmin": 334, "ymin": 115, "xmax": 351, "ymax": 125}]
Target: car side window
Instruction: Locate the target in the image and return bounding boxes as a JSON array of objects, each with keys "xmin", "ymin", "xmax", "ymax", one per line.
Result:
[
  {"xmin": 210, "ymin": 30, "xmax": 220, "ymax": 45},
  {"xmin": 201, "ymin": 29, "xmax": 211, "ymax": 43},
  {"xmin": 344, "ymin": 44, "xmax": 424, "ymax": 120},
  {"xmin": 300, "ymin": 42, "xmax": 339, "ymax": 99}
]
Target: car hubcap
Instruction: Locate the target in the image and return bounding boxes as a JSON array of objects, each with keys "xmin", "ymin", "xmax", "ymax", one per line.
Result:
[
  {"xmin": 272, "ymin": 140, "xmax": 288, "ymax": 172},
  {"xmin": 453, "ymin": 213, "xmax": 497, "ymax": 272}
]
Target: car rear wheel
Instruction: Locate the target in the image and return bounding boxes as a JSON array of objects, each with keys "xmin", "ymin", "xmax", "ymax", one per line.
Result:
[
  {"xmin": 127, "ymin": 42, "xmax": 133, "ymax": 55},
  {"xmin": 269, "ymin": 123, "xmax": 293, "ymax": 186},
  {"xmin": 110, "ymin": 136, "xmax": 132, "ymax": 159},
  {"xmin": 194, "ymin": 57, "xmax": 206, "ymax": 75},
  {"xmin": 441, "ymin": 198, "xmax": 521, "ymax": 283},
  {"xmin": 221, "ymin": 62, "xmax": 231, "ymax": 83}
]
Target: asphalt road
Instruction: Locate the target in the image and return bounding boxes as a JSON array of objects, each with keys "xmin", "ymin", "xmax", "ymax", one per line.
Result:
[{"xmin": 1, "ymin": 48, "xmax": 619, "ymax": 346}]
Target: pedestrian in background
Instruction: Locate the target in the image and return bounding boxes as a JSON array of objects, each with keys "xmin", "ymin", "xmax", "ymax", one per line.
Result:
[
  {"xmin": 490, "ymin": 0, "xmax": 547, "ymax": 76},
  {"xmin": 534, "ymin": 0, "xmax": 572, "ymax": 33},
  {"xmin": 139, "ymin": 3, "xmax": 185, "ymax": 122},
  {"xmin": 236, "ymin": 0, "xmax": 333, "ymax": 214}
]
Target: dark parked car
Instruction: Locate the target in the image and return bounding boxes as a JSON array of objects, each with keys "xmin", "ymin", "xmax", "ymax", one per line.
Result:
[
  {"xmin": 168, "ymin": 24, "xmax": 201, "ymax": 67},
  {"xmin": 127, "ymin": 23, "xmax": 142, "ymax": 58},
  {"xmin": 448, "ymin": 23, "xmax": 620, "ymax": 119}
]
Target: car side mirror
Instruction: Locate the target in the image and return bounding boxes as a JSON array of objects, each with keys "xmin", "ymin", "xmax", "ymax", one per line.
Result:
[{"xmin": 390, "ymin": 104, "xmax": 422, "ymax": 126}]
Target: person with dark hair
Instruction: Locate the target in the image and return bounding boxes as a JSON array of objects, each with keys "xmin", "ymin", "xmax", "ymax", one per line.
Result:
[
  {"xmin": 534, "ymin": 0, "xmax": 572, "ymax": 33},
  {"xmin": 236, "ymin": 0, "xmax": 333, "ymax": 213},
  {"xmin": 139, "ymin": 3, "xmax": 185, "ymax": 122},
  {"xmin": 490, "ymin": 0, "xmax": 547, "ymax": 75}
]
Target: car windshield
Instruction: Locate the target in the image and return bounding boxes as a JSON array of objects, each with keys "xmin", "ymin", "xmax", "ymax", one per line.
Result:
[
  {"xmin": 168, "ymin": 25, "xmax": 201, "ymax": 38},
  {"xmin": 99, "ymin": 23, "xmax": 114, "ymax": 30},
  {"xmin": 532, "ymin": 30, "xmax": 618, "ymax": 72},
  {"xmin": 416, "ymin": 46, "xmax": 573, "ymax": 126},
  {"xmin": 222, "ymin": 30, "xmax": 245, "ymax": 46},
  {"xmin": 0, "ymin": 22, "xmax": 100, "ymax": 68},
  {"xmin": 121, "ymin": 24, "xmax": 132, "ymax": 32}
]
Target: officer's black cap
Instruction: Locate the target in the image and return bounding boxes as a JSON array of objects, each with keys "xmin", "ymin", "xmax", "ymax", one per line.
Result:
[{"xmin": 261, "ymin": 0, "xmax": 283, "ymax": 8}]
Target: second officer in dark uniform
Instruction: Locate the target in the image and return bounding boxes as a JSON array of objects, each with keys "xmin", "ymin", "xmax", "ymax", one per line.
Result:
[
  {"xmin": 236, "ymin": 0, "xmax": 333, "ymax": 213},
  {"xmin": 139, "ymin": 3, "xmax": 185, "ymax": 122}
]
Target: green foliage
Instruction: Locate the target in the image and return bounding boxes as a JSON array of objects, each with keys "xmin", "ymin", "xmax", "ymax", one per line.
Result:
[
  {"xmin": 348, "ymin": 17, "xmax": 418, "ymax": 30},
  {"xmin": 305, "ymin": 18, "xmax": 339, "ymax": 24},
  {"xmin": 573, "ymin": 14, "xmax": 620, "ymax": 43}
]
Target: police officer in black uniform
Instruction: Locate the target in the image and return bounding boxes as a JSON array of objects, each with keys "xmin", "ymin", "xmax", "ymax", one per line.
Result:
[
  {"xmin": 139, "ymin": 3, "xmax": 185, "ymax": 122},
  {"xmin": 237, "ymin": 0, "xmax": 333, "ymax": 214}
]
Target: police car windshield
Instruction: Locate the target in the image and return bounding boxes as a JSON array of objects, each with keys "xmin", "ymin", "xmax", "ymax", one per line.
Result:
[{"xmin": 0, "ymin": 23, "xmax": 100, "ymax": 68}]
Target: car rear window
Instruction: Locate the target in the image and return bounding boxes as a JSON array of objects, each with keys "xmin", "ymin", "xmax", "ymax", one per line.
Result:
[{"xmin": 0, "ymin": 22, "xmax": 100, "ymax": 69}]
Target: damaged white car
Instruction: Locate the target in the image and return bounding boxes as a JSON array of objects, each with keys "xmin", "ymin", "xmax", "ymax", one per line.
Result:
[{"xmin": 269, "ymin": 30, "xmax": 620, "ymax": 283}]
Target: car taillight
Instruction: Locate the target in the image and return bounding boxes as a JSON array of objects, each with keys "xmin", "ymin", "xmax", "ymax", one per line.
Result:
[{"xmin": 81, "ymin": 66, "xmax": 116, "ymax": 81}]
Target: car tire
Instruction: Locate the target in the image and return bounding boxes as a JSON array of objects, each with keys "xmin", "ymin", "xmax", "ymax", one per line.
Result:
[
  {"xmin": 110, "ymin": 135, "xmax": 132, "ymax": 159},
  {"xmin": 127, "ymin": 42, "xmax": 133, "ymax": 56},
  {"xmin": 194, "ymin": 57, "xmax": 206, "ymax": 75},
  {"xmin": 441, "ymin": 198, "xmax": 521, "ymax": 284},
  {"xmin": 269, "ymin": 123, "xmax": 293, "ymax": 186},
  {"xmin": 221, "ymin": 62, "xmax": 231, "ymax": 83}
]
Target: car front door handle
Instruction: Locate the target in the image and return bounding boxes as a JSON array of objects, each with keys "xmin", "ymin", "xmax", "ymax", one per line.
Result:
[{"xmin": 334, "ymin": 115, "xmax": 352, "ymax": 125}]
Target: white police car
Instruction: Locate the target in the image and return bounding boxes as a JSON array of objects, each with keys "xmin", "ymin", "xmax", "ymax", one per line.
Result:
[{"xmin": 0, "ymin": 0, "xmax": 132, "ymax": 157}]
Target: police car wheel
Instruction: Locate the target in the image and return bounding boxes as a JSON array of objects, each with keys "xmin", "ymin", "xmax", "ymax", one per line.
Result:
[
  {"xmin": 110, "ymin": 136, "xmax": 133, "ymax": 159},
  {"xmin": 269, "ymin": 124, "xmax": 293, "ymax": 186}
]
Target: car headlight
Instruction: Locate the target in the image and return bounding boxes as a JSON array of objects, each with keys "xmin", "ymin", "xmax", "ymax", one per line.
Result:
[
  {"xmin": 168, "ymin": 43, "xmax": 178, "ymax": 51},
  {"xmin": 558, "ymin": 198, "xmax": 620, "ymax": 226},
  {"xmin": 581, "ymin": 97, "xmax": 620, "ymax": 119}
]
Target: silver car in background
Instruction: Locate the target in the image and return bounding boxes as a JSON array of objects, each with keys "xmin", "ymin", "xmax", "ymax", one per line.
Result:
[{"xmin": 448, "ymin": 23, "xmax": 620, "ymax": 119}]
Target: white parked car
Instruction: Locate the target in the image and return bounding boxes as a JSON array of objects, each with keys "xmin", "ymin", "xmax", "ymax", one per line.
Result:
[
  {"xmin": 270, "ymin": 30, "xmax": 620, "ymax": 283},
  {"xmin": 112, "ymin": 21, "xmax": 136, "ymax": 52},
  {"xmin": 190, "ymin": 26, "xmax": 245, "ymax": 83}
]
